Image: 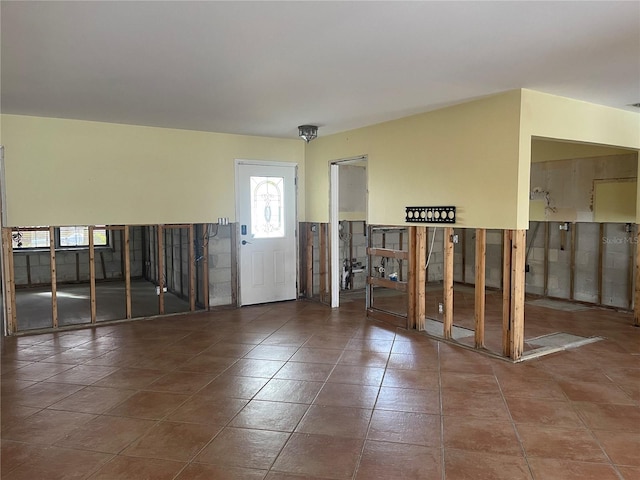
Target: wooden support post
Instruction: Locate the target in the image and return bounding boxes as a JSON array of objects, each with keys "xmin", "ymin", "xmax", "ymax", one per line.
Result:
[
  {"xmin": 202, "ymin": 224, "xmax": 210, "ymax": 310},
  {"xmin": 509, "ymin": 229, "xmax": 526, "ymax": 361},
  {"xmin": 398, "ymin": 231, "xmax": 404, "ymax": 282},
  {"xmin": 461, "ymin": 229, "xmax": 466, "ymax": 284},
  {"xmin": 124, "ymin": 226, "xmax": 132, "ymax": 319},
  {"xmin": 628, "ymin": 225, "xmax": 634, "ymax": 311},
  {"xmin": 415, "ymin": 226, "xmax": 426, "ymax": 331},
  {"xmin": 49, "ymin": 226, "xmax": 58, "ymax": 328},
  {"xmin": 502, "ymin": 230, "xmax": 513, "ymax": 358},
  {"xmin": 2, "ymin": 228, "xmax": 17, "ymax": 334},
  {"xmin": 157, "ymin": 225, "xmax": 165, "ymax": 314},
  {"xmin": 319, "ymin": 223, "xmax": 327, "ymax": 304},
  {"xmin": 306, "ymin": 223, "xmax": 314, "ymax": 298},
  {"xmin": 570, "ymin": 223, "xmax": 576, "ymax": 300},
  {"xmin": 188, "ymin": 224, "xmax": 196, "ymax": 311},
  {"xmin": 474, "ymin": 228, "xmax": 486, "ymax": 348},
  {"xmin": 635, "ymin": 226, "xmax": 640, "ymax": 326},
  {"xmin": 408, "ymin": 227, "xmax": 416, "ymax": 329},
  {"xmin": 89, "ymin": 225, "xmax": 96, "ymax": 323},
  {"xmin": 443, "ymin": 227, "xmax": 454, "ymax": 339},
  {"xmin": 598, "ymin": 223, "xmax": 604, "ymax": 305}
]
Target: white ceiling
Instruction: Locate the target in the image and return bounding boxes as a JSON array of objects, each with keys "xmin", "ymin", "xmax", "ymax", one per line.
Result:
[{"xmin": 2, "ymin": 1, "xmax": 639, "ymax": 140}]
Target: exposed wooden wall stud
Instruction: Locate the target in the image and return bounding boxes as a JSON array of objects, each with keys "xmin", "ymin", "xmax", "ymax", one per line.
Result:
[
  {"xmin": 306, "ymin": 223, "xmax": 314, "ymax": 298},
  {"xmin": 408, "ymin": 226, "xmax": 417, "ymax": 329},
  {"xmin": 49, "ymin": 226, "xmax": 59, "ymax": 328},
  {"xmin": 415, "ymin": 227, "xmax": 427, "ymax": 330},
  {"xmin": 202, "ymin": 224, "xmax": 210, "ymax": 310},
  {"xmin": 188, "ymin": 224, "xmax": 196, "ymax": 311},
  {"xmin": 157, "ymin": 225, "xmax": 165, "ymax": 315},
  {"xmin": 319, "ymin": 223, "xmax": 328, "ymax": 304},
  {"xmin": 474, "ymin": 228, "xmax": 486, "ymax": 348},
  {"xmin": 89, "ymin": 225, "xmax": 97, "ymax": 323},
  {"xmin": 443, "ymin": 226, "xmax": 454, "ymax": 339},
  {"xmin": 2, "ymin": 228, "xmax": 17, "ymax": 333},
  {"xmin": 570, "ymin": 223, "xmax": 576, "ymax": 300},
  {"xmin": 124, "ymin": 226, "xmax": 132, "ymax": 319},
  {"xmin": 635, "ymin": 225, "xmax": 640, "ymax": 326},
  {"xmin": 509, "ymin": 229, "xmax": 526, "ymax": 360},
  {"xmin": 502, "ymin": 230, "xmax": 513, "ymax": 358}
]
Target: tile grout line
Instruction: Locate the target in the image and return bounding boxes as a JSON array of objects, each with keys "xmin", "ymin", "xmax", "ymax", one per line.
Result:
[
  {"xmin": 350, "ymin": 327, "xmax": 394, "ymax": 480},
  {"xmin": 493, "ymin": 364, "xmax": 535, "ymax": 480}
]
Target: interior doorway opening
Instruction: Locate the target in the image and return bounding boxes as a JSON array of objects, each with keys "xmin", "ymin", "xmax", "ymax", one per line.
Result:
[{"xmin": 330, "ymin": 156, "xmax": 367, "ymax": 308}]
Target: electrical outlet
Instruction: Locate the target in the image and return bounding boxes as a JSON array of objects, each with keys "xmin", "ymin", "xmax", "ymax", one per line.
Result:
[{"xmin": 438, "ymin": 303, "xmax": 444, "ymax": 314}]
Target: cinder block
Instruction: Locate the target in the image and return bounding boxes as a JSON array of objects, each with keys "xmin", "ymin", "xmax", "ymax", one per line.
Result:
[
  {"xmin": 210, "ymin": 267, "xmax": 231, "ymax": 283},
  {"xmin": 211, "ymin": 253, "xmax": 232, "ymax": 269},
  {"xmin": 32, "ymin": 265, "xmax": 51, "ymax": 283},
  {"xmin": 575, "ymin": 251, "xmax": 591, "ymax": 267},
  {"xmin": 56, "ymin": 264, "xmax": 76, "ymax": 282},
  {"xmin": 214, "ymin": 281, "xmax": 232, "ymax": 296},
  {"xmin": 13, "ymin": 255, "xmax": 27, "ymax": 267},
  {"xmin": 14, "ymin": 268, "xmax": 28, "ymax": 285},
  {"xmin": 487, "ymin": 232, "xmax": 502, "ymax": 245}
]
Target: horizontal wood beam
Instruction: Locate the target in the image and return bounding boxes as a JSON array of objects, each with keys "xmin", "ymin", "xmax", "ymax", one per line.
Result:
[
  {"xmin": 367, "ymin": 276, "xmax": 408, "ymax": 292},
  {"xmin": 367, "ymin": 247, "xmax": 409, "ymax": 260}
]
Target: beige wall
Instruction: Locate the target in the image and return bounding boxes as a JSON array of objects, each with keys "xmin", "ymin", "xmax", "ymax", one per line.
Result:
[
  {"xmin": 306, "ymin": 90, "xmax": 524, "ymax": 229},
  {"xmin": 531, "ymin": 138, "xmax": 633, "ymax": 163},
  {"xmin": 1, "ymin": 115, "xmax": 305, "ymax": 227},
  {"xmin": 519, "ymin": 89, "xmax": 640, "ymax": 224},
  {"xmin": 3, "ymin": 90, "xmax": 638, "ymax": 230}
]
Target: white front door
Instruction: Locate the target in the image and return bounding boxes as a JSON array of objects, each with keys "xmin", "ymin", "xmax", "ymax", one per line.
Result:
[{"xmin": 236, "ymin": 161, "xmax": 297, "ymax": 306}]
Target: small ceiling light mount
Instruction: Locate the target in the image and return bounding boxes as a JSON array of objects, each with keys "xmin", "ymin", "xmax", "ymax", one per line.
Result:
[{"xmin": 298, "ymin": 125, "xmax": 318, "ymax": 143}]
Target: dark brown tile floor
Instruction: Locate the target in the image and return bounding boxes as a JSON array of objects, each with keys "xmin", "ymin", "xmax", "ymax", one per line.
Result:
[{"xmin": 1, "ymin": 299, "xmax": 639, "ymax": 479}]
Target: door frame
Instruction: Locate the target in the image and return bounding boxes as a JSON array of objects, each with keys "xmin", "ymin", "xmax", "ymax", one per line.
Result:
[
  {"xmin": 329, "ymin": 155, "xmax": 368, "ymax": 308},
  {"xmin": 234, "ymin": 159, "xmax": 299, "ymax": 306}
]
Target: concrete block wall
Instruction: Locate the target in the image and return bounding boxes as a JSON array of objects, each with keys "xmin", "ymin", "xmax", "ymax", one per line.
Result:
[
  {"xmin": 144, "ymin": 224, "xmax": 234, "ymax": 307},
  {"xmin": 546, "ymin": 223, "xmax": 572, "ymax": 299},
  {"xmin": 602, "ymin": 223, "xmax": 633, "ymax": 308},
  {"xmin": 426, "ymin": 228, "xmax": 444, "ymax": 282},
  {"xmin": 525, "ymin": 223, "xmax": 546, "ymax": 295},
  {"xmin": 206, "ymin": 224, "xmax": 234, "ymax": 307},
  {"xmin": 163, "ymin": 227, "xmax": 190, "ymax": 299},
  {"xmin": 574, "ymin": 223, "xmax": 599, "ymax": 303},
  {"xmin": 452, "ymin": 228, "xmax": 503, "ymax": 289},
  {"xmin": 13, "ymin": 227, "xmax": 143, "ymax": 286}
]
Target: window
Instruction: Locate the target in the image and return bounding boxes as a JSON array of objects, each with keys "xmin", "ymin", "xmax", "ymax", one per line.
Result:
[
  {"xmin": 58, "ymin": 226, "xmax": 108, "ymax": 248},
  {"xmin": 12, "ymin": 226, "xmax": 109, "ymax": 249},
  {"xmin": 250, "ymin": 176, "xmax": 285, "ymax": 238},
  {"xmin": 12, "ymin": 228, "xmax": 50, "ymax": 249}
]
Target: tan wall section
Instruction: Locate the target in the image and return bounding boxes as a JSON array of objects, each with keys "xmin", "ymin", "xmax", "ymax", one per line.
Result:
[
  {"xmin": 1, "ymin": 115, "xmax": 305, "ymax": 226},
  {"xmin": 520, "ymin": 89, "xmax": 640, "ymax": 223},
  {"xmin": 306, "ymin": 90, "xmax": 524, "ymax": 229},
  {"xmin": 531, "ymin": 138, "xmax": 633, "ymax": 163}
]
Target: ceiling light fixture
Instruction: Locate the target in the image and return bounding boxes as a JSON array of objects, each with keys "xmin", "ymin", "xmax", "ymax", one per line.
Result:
[{"xmin": 298, "ymin": 125, "xmax": 318, "ymax": 143}]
